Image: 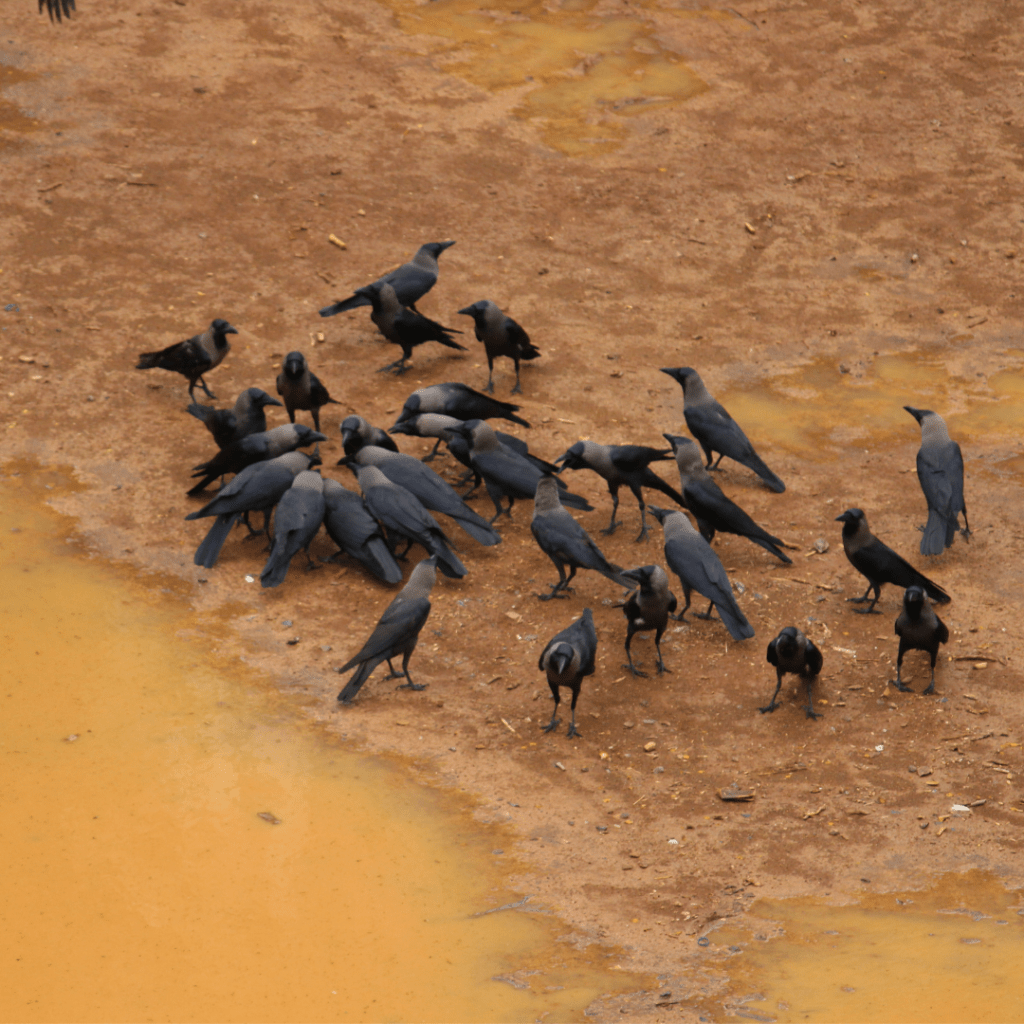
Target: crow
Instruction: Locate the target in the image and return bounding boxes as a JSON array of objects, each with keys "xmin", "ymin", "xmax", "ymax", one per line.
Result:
[
  {"xmin": 341, "ymin": 415, "xmax": 399, "ymax": 458},
  {"xmin": 352, "ymin": 464, "xmax": 467, "ymax": 579},
  {"xmin": 259, "ymin": 471, "xmax": 326, "ymax": 588},
  {"xmin": 320, "ymin": 241, "xmax": 455, "ymax": 317},
  {"xmin": 454, "ymin": 420, "xmax": 593, "ymax": 522},
  {"xmin": 394, "ymin": 381, "xmax": 531, "ymax": 428},
  {"xmin": 457, "ymin": 300, "xmax": 540, "ymax": 394},
  {"xmin": 664, "ymin": 434, "xmax": 791, "ymax": 562},
  {"xmin": 648, "ymin": 506, "xmax": 754, "ymax": 641},
  {"xmin": 905, "ymin": 406, "xmax": 970, "ymax": 555},
  {"xmin": 345, "ymin": 445, "xmax": 501, "ymax": 547},
  {"xmin": 276, "ymin": 351, "xmax": 340, "ymax": 432},
  {"xmin": 137, "ymin": 318, "xmax": 237, "ymax": 399},
  {"xmin": 187, "ymin": 388, "xmax": 282, "ymax": 449},
  {"xmin": 556, "ymin": 440, "xmax": 683, "ymax": 542},
  {"xmin": 188, "ymin": 423, "xmax": 326, "ymax": 496},
  {"xmin": 337, "ymin": 556, "xmax": 438, "ymax": 703},
  {"xmin": 892, "ymin": 586, "xmax": 949, "ymax": 694},
  {"xmin": 538, "ymin": 608, "xmax": 597, "ymax": 738},
  {"xmin": 660, "ymin": 367, "xmax": 785, "ymax": 492},
  {"xmin": 321, "ymin": 478, "xmax": 403, "ymax": 584},
  {"xmin": 356, "ymin": 281, "xmax": 465, "ymax": 374},
  {"xmin": 836, "ymin": 508, "xmax": 950, "ymax": 613},
  {"xmin": 761, "ymin": 627, "xmax": 824, "ymax": 719},
  {"xmin": 186, "ymin": 449, "xmax": 321, "ymax": 568},
  {"xmin": 531, "ymin": 476, "xmax": 629, "ymax": 600},
  {"xmin": 620, "ymin": 565, "xmax": 676, "ymax": 676}
]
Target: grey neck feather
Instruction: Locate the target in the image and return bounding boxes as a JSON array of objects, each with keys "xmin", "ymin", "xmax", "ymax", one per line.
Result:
[
  {"xmin": 920, "ymin": 413, "xmax": 952, "ymax": 446},
  {"xmin": 471, "ymin": 422, "xmax": 501, "ymax": 453},
  {"xmin": 533, "ymin": 477, "xmax": 564, "ymax": 514},
  {"xmin": 403, "ymin": 559, "xmax": 437, "ymax": 598},
  {"xmin": 292, "ymin": 470, "xmax": 324, "ymax": 492},
  {"xmin": 684, "ymin": 373, "xmax": 713, "ymax": 405},
  {"xmin": 661, "ymin": 509, "xmax": 697, "ymax": 540}
]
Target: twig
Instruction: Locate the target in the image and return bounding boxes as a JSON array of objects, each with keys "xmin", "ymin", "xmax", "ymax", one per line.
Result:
[
  {"xmin": 37, "ymin": 181, "xmax": 63, "ymax": 193},
  {"xmin": 953, "ymin": 654, "xmax": 1006, "ymax": 665},
  {"xmin": 501, "ymin": 717, "xmax": 519, "ymax": 736}
]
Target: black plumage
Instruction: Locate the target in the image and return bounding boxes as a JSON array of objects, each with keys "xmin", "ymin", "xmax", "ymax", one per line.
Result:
[
  {"xmin": 347, "ymin": 445, "xmax": 501, "ymax": 547},
  {"xmin": 137, "ymin": 318, "xmax": 237, "ymax": 399},
  {"xmin": 664, "ymin": 434, "xmax": 791, "ymax": 562},
  {"xmin": 556, "ymin": 439, "xmax": 683, "ymax": 542},
  {"xmin": 531, "ymin": 477, "xmax": 628, "ymax": 600},
  {"xmin": 356, "ymin": 281, "xmax": 465, "ymax": 374},
  {"xmin": 620, "ymin": 565, "xmax": 676, "ymax": 676},
  {"xmin": 892, "ymin": 586, "xmax": 949, "ymax": 694},
  {"xmin": 352, "ymin": 464, "xmax": 467, "ymax": 579},
  {"xmin": 337, "ymin": 557, "xmax": 438, "ymax": 703},
  {"xmin": 394, "ymin": 382, "xmax": 531, "ymax": 429},
  {"xmin": 321, "ymin": 478, "xmax": 402, "ymax": 584},
  {"xmin": 185, "ymin": 450, "xmax": 320, "ymax": 569},
  {"xmin": 648, "ymin": 506, "xmax": 754, "ymax": 641},
  {"xmin": 40, "ymin": 0, "xmax": 74, "ymax": 22},
  {"xmin": 761, "ymin": 627, "xmax": 824, "ymax": 719},
  {"xmin": 836, "ymin": 508, "xmax": 951, "ymax": 613},
  {"xmin": 905, "ymin": 406, "xmax": 970, "ymax": 555},
  {"xmin": 341, "ymin": 415, "xmax": 399, "ymax": 458},
  {"xmin": 457, "ymin": 300, "xmax": 540, "ymax": 395},
  {"xmin": 660, "ymin": 367, "xmax": 785, "ymax": 492},
  {"xmin": 187, "ymin": 387, "xmax": 282, "ymax": 449},
  {"xmin": 538, "ymin": 608, "xmax": 597, "ymax": 738},
  {"xmin": 276, "ymin": 351, "xmax": 340, "ymax": 432},
  {"xmin": 320, "ymin": 241, "xmax": 455, "ymax": 317},
  {"xmin": 187, "ymin": 424, "xmax": 326, "ymax": 496},
  {"xmin": 455, "ymin": 420, "xmax": 593, "ymax": 522},
  {"xmin": 259, "ymin": 471, "xmax": 326, "ymax": 588}
]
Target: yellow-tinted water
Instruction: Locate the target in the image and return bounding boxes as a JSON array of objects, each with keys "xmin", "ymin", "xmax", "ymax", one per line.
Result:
[
  {"xmin": 707, "ymin": 354, "xmax": 1024, "ymax": 458},
  {"xmin": 0, "ymin": 66, "xmax": 43, "ymax": 140},
  {"xmin": 704, "ymin": 871, "xmax": 1024, "ymax": 1023},
  {"xmin": 389, "ymin": 0, "xmax": 722, "ymax": 154},
  {"xmin": 0, "ymin": 467, "xmax": 639, "ymax": 1023}
]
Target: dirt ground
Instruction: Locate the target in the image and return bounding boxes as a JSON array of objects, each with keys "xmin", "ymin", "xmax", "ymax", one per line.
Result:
[{"xmin": 3, "ymin": 0, "xmax": 1024, "ymax": 1018}]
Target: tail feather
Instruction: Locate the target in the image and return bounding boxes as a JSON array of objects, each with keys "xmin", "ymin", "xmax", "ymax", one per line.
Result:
[
  {"xmin": 920, "ymin": 509, "xmax": 951, "ymax": 556},
  {"xmin": 750, "ymin": 533, "xmax": 792, "ymax": 564},
  {"xmin": 715, "ymin": 596, "xmax": 755, "ymax": 641},
  {"xmin": 194, "ymin": 513, "xmax": 239, "ymax": 568},
  {"xmin": 320, "ymin": 295, "xmax": 367, "ymax": 317},
  {"xmin": 559, "ymin": 491, "xmax": 595, "ymax": 512},
  {"xmin": 743, "ymin": 453, "xmax": 786, "ymax": 493},
  {"xmin": 363, "ymin": 537, "xmax": 404, "ymax": 584},
  {"xmin": 338, "ymin": 656, "xmax": 385, "ymax": 702},
  {"xmin": 450, "ymin": 513, "xmax": 502, "ymax": 547},
  {"xmin": 427, "ymin": 536, "xmax": 467, "ymax": 578},
  {"xmin": 259, "ymin": 545, "xmax": 292, "ymax": 588}
]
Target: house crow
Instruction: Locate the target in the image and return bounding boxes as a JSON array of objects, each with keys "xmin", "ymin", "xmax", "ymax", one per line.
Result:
[
  {"xmin": 905, "ymin": 406, "xmax": 969, "ymax": 555},
  {"xmin": 620, "ymin": 565, "xmax": 676, "ymax": 676},
  {"xmin": 187, "ymin": 387, "xmax": 282, "ymax": 449},
  {"xmin": 341, "ymin": 415, "xmax": 399, "ymax": 458},
  {"xmin": 395, "ymin": 381, "xmax": 531, "ymax": 428},
  {"xmin": 259, "ymin": 470, "xmax": 326, "ymax": 588},
  {"xmin": 276, "ymin": 351, "xmax": 340, "ymax": 432},
  {"xmin": 337, "ymin": 556, "xmax": 438, "ymax": 703},
  {"xmin": 660, "ymin": 367, "xmax": 785, "ymax": 492},
  {"xmin": 836, "ymin": 508, "xmax": 950, "ymax": 613},
  {"xmin": 321, "ymin": 478, "xmax": 402, "ymax": 584},
  {"xmin": 538, "ymin": 608, "xmax": 597, "ymax": 738},
  {"xmin": 457, "ymin": 300, "xmax": 540, "ymax": 394},
  {"xmin": 892, "ymin": 585, "xmax": 949, "ymax": 694},
  {"xmin": 137, "ymin": 318, "xmax": 237, "ymax": 399},
  {"xmin": 761, "ymin": 626, "xmax": 824, "ymax": 719}
]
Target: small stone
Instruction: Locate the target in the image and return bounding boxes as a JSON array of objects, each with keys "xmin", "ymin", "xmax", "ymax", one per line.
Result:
[
  {"xmin": 321, "ymin": 644, "xmax": 332, "ymax": 652},
  {"xmin": 644, "ymin": 741, "xmax": 657, "ymax": 752},
  {"xmin": 286, "ymin": 637, "xmax": 300, "ymax": 646},
  {"xmin": 653, "ymin": 765, "xmax": 665, "ymax": 774},
  {"xmin": 282, "ymin": 619, "xmax": 293, "ymax": 627},
  {"xmin": 596, "ymin": 825, "xmax": 608, "ymax": 832},
  {"xmin": 813, "ymin": 537, "xmax": 829, "ymax": 553}
]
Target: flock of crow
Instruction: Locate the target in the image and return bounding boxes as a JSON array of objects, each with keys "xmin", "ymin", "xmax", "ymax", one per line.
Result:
[{"xmin": 135, "ymin": 240, "xmax": 969, "ymax": 735}]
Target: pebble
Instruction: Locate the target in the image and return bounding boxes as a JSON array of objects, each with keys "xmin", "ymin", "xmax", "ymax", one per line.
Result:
[
  {"xmin": 321, "ymin": 644, "xmax": 332, "ymax": 652},
  {"xmin": 282, "ymin": 619, "xmax": 293, "ymax": 627}
]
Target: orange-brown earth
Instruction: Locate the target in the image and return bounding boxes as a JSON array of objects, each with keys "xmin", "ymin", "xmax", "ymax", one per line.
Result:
[{"xmin": 2, "ymin": 0, "xmax": 1023, "ymax": 1019}]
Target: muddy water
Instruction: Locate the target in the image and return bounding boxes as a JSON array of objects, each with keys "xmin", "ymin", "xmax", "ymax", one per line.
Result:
[
  {"xmin": 706, "ymin": 353, "xmax": 1024, "ymax": 460},
  {"xmin": 0, "ymin": 65, "xmax": 43, "ymax": 140},
  {"xmin": 0, "ymin": 468, "xmax": 640, "ymax": 1023},
  {"xmin": 388, "ymin": 0, "xmax": 721, "ymax": 155},
  {"xmin": 702, "ymin": 871, "xmax": 1024, "ymax": 1023}
]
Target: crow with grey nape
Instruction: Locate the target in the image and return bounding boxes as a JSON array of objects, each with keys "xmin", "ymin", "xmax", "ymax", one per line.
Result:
[
  {"xmin": 455, "ymin": 420, "xmax": 592, "ymax": 522},
  {"xmin": 892, "ymin": 586, "xmax": 949, "ymax": 695},
  {"xmin": 556, "ymin": 440, "xmax": 683, "ymax": 542},
  {"xmin": 539, "ymin": 608, "xmax": 597, "ymax": 738},
  {"xmin": 761, "ymin": 626, "xmax": 824, "ymax": 719},
  {"xmin": 660, "ymin": 367, "xmax": 785, "ymax": 492},
  {"xmin": 356, "ymin": 281, "xmax": 465, "ymax": 374},
  {"xmin": 620, "ymin": 565, "xmax": 676, "ymax": 676},
  {"xmin": 186, "ymin": 449, "xmax": 321, "ymax": 568},
  {"xmin": 344, "ymin": 444, "xmax": 501, "ymax": 547},
  {"xmin": 319, "ymin": 241, "xmax": 455, "ymax": 318},
  {"xmin": 351, "ymin": 464, "xmax": 467, "ymax": 579},
  {"xmin": 457, "ymin": 300, "xmax": 540, "ymax": 395},
  {"xmin": 276, "ymin": 351, "xmax": 340, "ymax": 432},
  {"xmin": 905, "ymin": 406, "xmax": 969, "ymax": 555},
  {"xmin": 341, "ymin": 415, "xmax": 399, "ymax": 458},
  {"xmin": 394, "ymin": 381, "xmax": 531, "ymax": 428},
  {"xmin": 531, "ymin": 477, "xmax": 628, "ymax": 600},
  {"xmin": 188, "ymin": 423, "xmax": 326, "ymax": 496},
  {"xmin": 188, "ymin": 387, "xmax": 282, "ymax": 450},
  {"xmin": 836, "ymin": 508, "xmax": 950, "ymax": 614},
  {"xmin": 664, "ymin": 434, "xmax": 791, "ymax": 562},
  {"xmin": 137, "ymin": 318, "xmax": 237, "ymax": 399},
  {"xmin": 259, "ymin": 471, "xmax": 326, "ymax": 588},
  {"xmin": 321, "ymin": 478, "xmax": 402, "ymax": 584},
  {"xmin": 648, "ymin": 506, "xmax": 754, "ymax": 641},
  {"xmin": 337, "ymin": 556, "xmax": 438, "ymax": 704}
]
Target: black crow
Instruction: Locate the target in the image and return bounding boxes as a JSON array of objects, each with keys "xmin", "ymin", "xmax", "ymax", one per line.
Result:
[
  {"xmin": 187, "ymin": 388, "xmax": 282, "ymax": 449},
  {"xmin": 539, "ymin": 608, "xmax": 597, "ymax": 738},
  {"xmin": 761, "ymin": 626, "xmax": 824, "ymax": 718},
  {"xmin": 892, "ymin": 585, "xmax": 949, "ymax": 694},
  {"xmin": 457, "ymin": 300, "xmax": 540, "ymax": 394},
  {"xmin": 276, "ymin": 351, "xmax": 340, "ymax": 432}
]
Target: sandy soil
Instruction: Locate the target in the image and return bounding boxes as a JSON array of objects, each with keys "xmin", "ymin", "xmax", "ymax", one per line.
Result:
[{"xmin": 3, "ymin": 0, "xmax": 1024, "ymax": 1018}]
